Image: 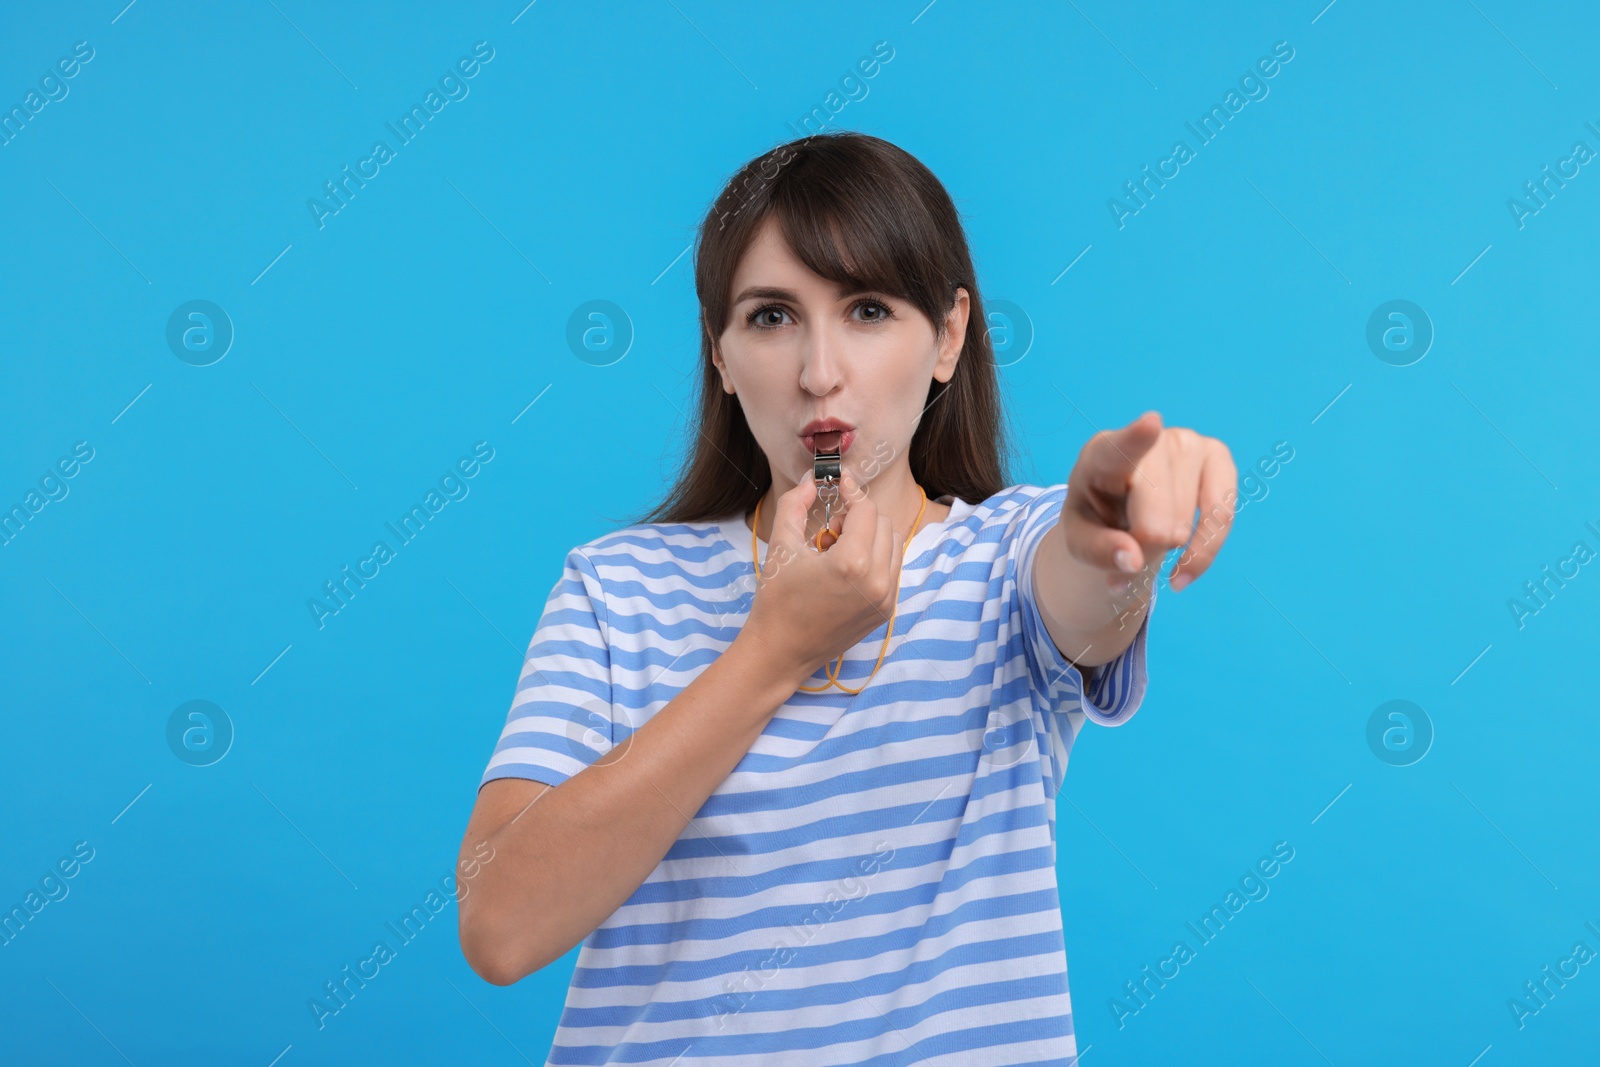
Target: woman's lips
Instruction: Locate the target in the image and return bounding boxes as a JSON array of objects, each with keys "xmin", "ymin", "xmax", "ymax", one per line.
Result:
[{"xmin": 802, "ymin": 429, "xmax": 854, "ymax": 455}]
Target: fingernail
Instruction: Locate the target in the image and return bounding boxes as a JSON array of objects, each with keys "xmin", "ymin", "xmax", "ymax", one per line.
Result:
[
  {"xmin": 1113, "ymin": 549, "xmax": 1136, "ymax": 573},
  {"xmin": 1110, "ymin": 579, "xmax": 1134, "ymax": 597},
  {"xmin": 1170, "ymin": 572, "xmax": 1190, "ymax": 592}
]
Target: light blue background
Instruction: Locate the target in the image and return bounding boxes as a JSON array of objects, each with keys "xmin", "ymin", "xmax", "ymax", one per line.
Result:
[{"xmin": 3, "ymin": 1, "xmax": 1597, "ymax": 1063}]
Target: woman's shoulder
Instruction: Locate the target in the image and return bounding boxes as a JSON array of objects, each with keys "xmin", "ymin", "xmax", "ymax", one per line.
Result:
[
  {"xmin": 948, "ymin": 482, "xmax": 1068, "ymax": 522},
  {"xmin": 563, "ymin": 515, "xmax": 741, "ymax": 573}
]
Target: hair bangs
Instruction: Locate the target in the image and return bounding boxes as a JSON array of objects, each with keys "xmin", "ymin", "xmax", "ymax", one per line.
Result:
[{"xmin": 768, "ymin": 163, "xmax": 948, "ymax": 332}]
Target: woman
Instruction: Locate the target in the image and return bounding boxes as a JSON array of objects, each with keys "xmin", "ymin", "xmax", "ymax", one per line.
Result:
[{"xmin": 457, "ymin": 131, "xmax": 1236, "ymax": 1065}]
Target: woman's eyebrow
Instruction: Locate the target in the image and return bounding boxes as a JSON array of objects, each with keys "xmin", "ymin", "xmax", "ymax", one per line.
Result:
[{"xmin": 731, "ymin": 284, "xmax": 883, "ymax": 304}]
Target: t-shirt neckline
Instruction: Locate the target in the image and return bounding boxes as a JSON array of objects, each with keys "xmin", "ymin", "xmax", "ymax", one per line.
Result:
[{"xmin": 715, "ymin": 493, "xmax": 974, "ymax": 567}]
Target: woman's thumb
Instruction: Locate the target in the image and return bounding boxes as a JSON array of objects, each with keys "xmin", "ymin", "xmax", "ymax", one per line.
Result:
[{"xmin": 769, "ymin": 478, "xmax": 816, "ymax": 552}]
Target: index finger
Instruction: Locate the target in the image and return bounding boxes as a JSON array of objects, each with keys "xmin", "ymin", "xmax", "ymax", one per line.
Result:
[
  {"xmin": 1077, "ymin": 411, "xmax": 1164, "ymax": 496},
  {"xmin": 1169, "ymin": 443, "xmax": 1238, "ymax": 591}
]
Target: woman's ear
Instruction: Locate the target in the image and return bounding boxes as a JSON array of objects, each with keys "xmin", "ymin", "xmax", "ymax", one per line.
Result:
[
  {"xmin": 932, "ymin": 287, "xmax": 970, "ymax": 384},
  {"xmin": 707, "ymin": 320, "xmax": 736, "ymax": 395}
]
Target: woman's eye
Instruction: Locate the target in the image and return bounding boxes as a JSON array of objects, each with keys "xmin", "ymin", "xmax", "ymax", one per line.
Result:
[
  {"xmin": 749, "ymin": 305, "xmax": 791, "ymax": 328},
  {"xmin": 747, "ymin": 300, "xmax": 891, "ymax": 328}
]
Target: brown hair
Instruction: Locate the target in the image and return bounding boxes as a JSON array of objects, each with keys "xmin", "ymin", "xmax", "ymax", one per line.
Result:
[{"xmin": 633, "ymin": 131, "xmax": 1013, "ymax": 526}]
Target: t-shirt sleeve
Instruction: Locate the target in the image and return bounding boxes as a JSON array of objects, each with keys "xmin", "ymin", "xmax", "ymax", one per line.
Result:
[
  {"xmin": 1013, "ymin": 484, "xmax": 1153, "ymax": 727},
  {"xmin": 479, "ymin": 546, "xmax": 616, "ymax": 790}
]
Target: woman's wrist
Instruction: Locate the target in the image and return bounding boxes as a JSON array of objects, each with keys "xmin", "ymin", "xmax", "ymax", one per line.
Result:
[{"xmin": 725, "ymin": 630, "xmax": 810, "ymax": 706}]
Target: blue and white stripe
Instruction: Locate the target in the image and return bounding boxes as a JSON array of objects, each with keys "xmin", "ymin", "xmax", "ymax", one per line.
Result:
[{"xmin": 481, "ymin": 483, "xmax": 1153, "ymax": 1066}]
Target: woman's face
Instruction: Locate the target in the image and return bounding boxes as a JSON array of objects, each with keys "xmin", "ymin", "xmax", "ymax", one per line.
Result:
[{"xmin": 710, "ymin": 215, "xmax": 969, "ymax": 493}]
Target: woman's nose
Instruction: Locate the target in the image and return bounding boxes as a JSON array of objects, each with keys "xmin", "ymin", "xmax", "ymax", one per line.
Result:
[{"xmin": 799, "ymin": 327, "xmax": 844, "ymax": 396}]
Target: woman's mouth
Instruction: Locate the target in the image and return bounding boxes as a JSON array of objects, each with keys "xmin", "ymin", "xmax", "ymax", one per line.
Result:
[{"xmin": 802, "ymin": 428, "xmax": 854, "ymax": 455}]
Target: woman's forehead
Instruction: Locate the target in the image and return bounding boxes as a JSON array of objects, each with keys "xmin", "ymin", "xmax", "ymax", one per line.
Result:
[{"xmin": 730, "ymin": 216, "xmax": 863, "ymax": 299}]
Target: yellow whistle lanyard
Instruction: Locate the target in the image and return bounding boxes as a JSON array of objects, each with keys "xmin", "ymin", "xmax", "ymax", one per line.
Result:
[{"xmin": 750, "ymin": 484, "xmax": 928, "ymax": 695}]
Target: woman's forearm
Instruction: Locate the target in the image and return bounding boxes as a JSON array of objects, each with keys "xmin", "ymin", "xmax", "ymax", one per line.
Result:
[
  {"xmin": 1032, "ymin": 517, "xmax": 1155, "ymax": 670},
  {"xmin": 458, "ymin": 636, "xmax": 804, "ymax": 985}
]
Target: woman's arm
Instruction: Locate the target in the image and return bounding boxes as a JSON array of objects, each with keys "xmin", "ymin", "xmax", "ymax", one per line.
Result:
[
  {"xmin": 1032, "ymin": 531, "xmax": 1153, "ymax": 669},
  {"xmin": 458, "ymin": 476, "xmax": 906, "ymax": 984},
  {"xmin": 1032, "ymin": 411, "xmax": 1237, "ymax": 668},
  {"xmin": 456, "ymin": 632, "xmax": 810, "ymax": 986}
]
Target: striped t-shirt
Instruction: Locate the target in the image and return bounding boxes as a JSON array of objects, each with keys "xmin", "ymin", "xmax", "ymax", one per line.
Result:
[{"xmin": 480, "ymin": 483, "xmax": 1153, "ymax": 1066}]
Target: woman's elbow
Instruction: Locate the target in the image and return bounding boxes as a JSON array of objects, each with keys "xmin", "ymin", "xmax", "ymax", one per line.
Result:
[
  {"xmin": 458, "ymin": 909, "xmax": 548, "ymax": 986},
  {"xmin": 460, "ymin": 934, "xmax": 527, "ymax": 986},
  {"xmin": 467, "ymin": 954, "xmax": 524, "ymax": 987}
]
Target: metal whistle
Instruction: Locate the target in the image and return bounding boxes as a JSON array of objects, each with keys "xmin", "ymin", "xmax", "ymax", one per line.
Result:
[{"xmin": 813, "ymin": 447, "xmax": 842, "ymax": 534}]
